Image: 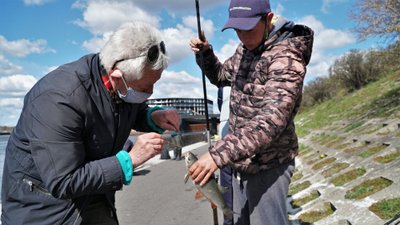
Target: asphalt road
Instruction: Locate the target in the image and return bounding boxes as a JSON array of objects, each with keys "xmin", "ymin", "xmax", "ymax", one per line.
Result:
[{"xmin": 115, "ymin": 142, "xmax": 224, "ymax": 225}]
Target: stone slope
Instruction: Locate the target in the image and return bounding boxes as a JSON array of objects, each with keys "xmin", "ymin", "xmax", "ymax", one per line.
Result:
[{"xmin": 289, "ymin": 118, "xmax": 400, "ymax": 225}]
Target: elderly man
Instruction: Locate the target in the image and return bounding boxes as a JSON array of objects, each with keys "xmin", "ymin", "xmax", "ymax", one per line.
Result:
[
  {"xmin": 1, "ymin": 22, "xmax": 179, "ymax": 225},
  {"xmin": 189, "ymin": 0, "xmax": 314, "ymax": 224}
]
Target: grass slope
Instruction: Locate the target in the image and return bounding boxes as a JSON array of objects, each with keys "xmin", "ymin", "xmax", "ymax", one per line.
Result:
[{"xmin": 296, "ymin": 68, "xmax": 400, "ymax": 137}]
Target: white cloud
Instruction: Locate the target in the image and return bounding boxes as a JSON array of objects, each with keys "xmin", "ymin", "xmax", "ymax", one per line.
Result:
[
  {"xmin": 73, "ymin": 1, "xmax": 161, "ymax": 36},
  {"xmin": 0, "ymin": 54, "xmax": 23, "ymax": 77},
  {"xmin": 72, "ymin": 0, "xmax": 225, "ymax": 13},
  {"xmin": 321, "ymin": 0, "xmax": 348, "ymax": 14},
  {"xmin": 0, "ymin": 33, "xmax": 52, "ymax": 127},
  {"xmin": 23, "ymin": 0, "xmax": 53, "ymax": 6},
  {"xmin": 317, "ymin": 29, "xmax": 356, "ymax": 49},
  {"xmin": 73, "ymin": 1, "xmax": 216, "ymax": 65},
  {"xmin": 0, "ymin": 74, "xmax": 37, "ymax": 125},
  {"xmin": 0, "ymin": 74, "xmax": 38, "ymax": 97},
  {"xmin": 162, "ymin": 16, "xmax": 215, "ymax": 64},
  {"xmin": 306, "ymin": 52, "xmax": 337, "ymax": 81},
  {"xmin": 296, "ymin": 15, "xmax": 356, "ymax": 79},
  {"xmin": 0, "ymin": 97, "xmax": 24, "ymax": 126},
  {"xmin": 152, "ymin": 70, "xmax": 218, "ymax": 113},
  {"xmin": 81, "ymin": 32, "xmax": 113, "ymax": 54},
  {"xmin": 153, "ymin": 70, "xmax": 203, "ymax": 99},
  {"xmin": 274, "ymin": 3, "xmax": 285, "ymax": 16},
  {"xmin": 161, "ymin": 25, "xmax": 197, "ymax": 64},
  {"xmin": 0, "ymin": 98, "xmax": 24, "ymax": 108},
  {"xmin": 0, "ymin": 35, "xmax": 55, "ymax": 58},
  {"xmin": 182, "ymin": 16, "xmax": 214, "ymax": 36},
  {"xmin": 133, "ymin": 0, "xmax": 225, "ymax": 12},
  {"xmin": 299, "ymin": 16, "xmax": 355, "ymax": 50},
  {"xmin": 77, "ymin": 7, "xmax": 216, "ymax": 64},
  {"xmin": 215, "ymin": 39, "xmax": 239, "ymax": 62}
]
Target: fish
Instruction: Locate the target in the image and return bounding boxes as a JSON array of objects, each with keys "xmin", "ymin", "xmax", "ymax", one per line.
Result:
[{"xmin": 184, "ymin": 151, "xmax": 236, "ymax": 218}]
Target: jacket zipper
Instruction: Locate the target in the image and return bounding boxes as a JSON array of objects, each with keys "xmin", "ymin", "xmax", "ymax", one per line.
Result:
[{"xmin": 22, "ymin": 178, "xmax": 52, "ymax": 196}]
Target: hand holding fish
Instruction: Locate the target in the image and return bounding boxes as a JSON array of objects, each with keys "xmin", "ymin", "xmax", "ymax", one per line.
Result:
[
  {"xmin": 189, "ymin": 151, "xmax": 219, "ymax": 186},
  {"xmin": 185, "ymin": 151, "xmax": 236, "ymax": 218}
]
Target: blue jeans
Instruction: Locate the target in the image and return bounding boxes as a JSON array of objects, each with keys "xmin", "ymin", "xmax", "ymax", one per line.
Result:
[{"xmin": 233, "ymin": 161, "xmax": 295, "ymax": 225}]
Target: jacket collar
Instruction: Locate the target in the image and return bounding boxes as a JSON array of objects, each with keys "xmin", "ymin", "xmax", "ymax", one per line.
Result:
[{"xmin": 76, "ymin": 54, "xmax": 116, "ymax": 137}]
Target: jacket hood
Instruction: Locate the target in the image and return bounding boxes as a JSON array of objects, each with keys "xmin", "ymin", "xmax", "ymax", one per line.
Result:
[
  {"xmin": 269, "ymin": 15, "xmax": 295, "ymax": 37},
  {"xmin": 267, "ymin": 16, "xmax": 314, "ymax": 65}
]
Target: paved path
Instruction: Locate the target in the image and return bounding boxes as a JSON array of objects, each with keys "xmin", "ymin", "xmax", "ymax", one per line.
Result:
[{"xmin": 115, "ymin": 142, "xmax": 225, "ymax": 225}]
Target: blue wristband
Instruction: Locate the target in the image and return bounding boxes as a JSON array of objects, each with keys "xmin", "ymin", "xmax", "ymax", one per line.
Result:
[
  {"xmin": 116, "ymin": 150, "xmax": 133, "ymax": 185},
  {"xmin": 146, "ymin": 106, "xmax": 165, "ymax": 134}
]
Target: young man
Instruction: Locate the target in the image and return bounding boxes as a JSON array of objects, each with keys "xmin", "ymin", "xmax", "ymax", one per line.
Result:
[
  {"xmin": 189, "ymin": 0, "xmax": 314, "ymax": 224},
  {"xmin": 1, "ymin": 22, "xmax": 179, "ymax": 225}
]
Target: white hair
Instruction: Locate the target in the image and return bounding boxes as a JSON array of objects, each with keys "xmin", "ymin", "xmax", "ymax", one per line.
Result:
[{"xmin": 99, "ymin": 22, "xmax": 168, "ymax": 82}]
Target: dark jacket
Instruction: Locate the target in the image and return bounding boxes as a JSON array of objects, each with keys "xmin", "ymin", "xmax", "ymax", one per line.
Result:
[
  {"xmin": 1, "ymin": 54, "xmax": 153, "ymax": 225},
  {"xmin": 197, "ymin": 18, "xmax": 314, "ymax": 174}
]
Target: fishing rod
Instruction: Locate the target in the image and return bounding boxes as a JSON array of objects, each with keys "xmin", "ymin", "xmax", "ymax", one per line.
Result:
[
  {"xmin": 195, "ymin": 0, "xmax": 210, "ymax": 133},
  {"xmin": 195, "ymin": 2, "xmax": 218, "ymax": 225}
]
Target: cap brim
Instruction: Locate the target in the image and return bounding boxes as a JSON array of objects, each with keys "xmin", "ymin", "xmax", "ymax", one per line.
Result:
[{"xmin": 221, "ymin": 17, "xmax": 261, "ymax": 32}]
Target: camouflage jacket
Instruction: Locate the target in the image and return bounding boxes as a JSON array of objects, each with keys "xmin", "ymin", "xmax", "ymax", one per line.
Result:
[{"xmin": 197, "ymin": 24, "xmax": 314, "ymax": 174}]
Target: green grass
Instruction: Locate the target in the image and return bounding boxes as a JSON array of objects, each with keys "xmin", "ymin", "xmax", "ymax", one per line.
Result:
[
  {"xmin": 291, "ymin": 190, "xmax": 320, "ymax": 208},
  {"xmin": 298, "ymin": 202, "xmax": 335, "ymax": 223},
  {"xmin": 306, "ymin": 157, "xmax": 321, "ymax": 166},
  {"xmin": 311, "ymin": 133, "xmax": 332, "ymax": 144},
  {"xmin": 295, "ymin": 70, "xmax": 400, "ymax": 137},
  {"xmin": 322, "ymin": 162, "xmax": 350, "ymax": 178},
  {"xmin": 369, "ymin": 198, "xmax": 400, "ymax": 220},
  {"xmin": 292, "ymin": 171, "xmax": 303, "ymax": 182},
  {"xmin": 335, "ymin": 142, "xmax": 352, "ymax": 150},
  {"xmin": 344, "ymin": 120, "xmax": 365, "ymax": 132},
  {"xmin": 356, "ymin": 123, "xmax": 380, "ymax": 135},
  {"xmin": 302, "ymin": 150, "xmax": 318, "ymax": 160},
  {"xmin": 324, "ymin": 137, "xmax": 346, "ymax": 148},
  {"xmin": 311, "ymin": 157, "xmax": 336, "ymax": 170},
  {"xmin": 299, "ymin": 144, "xmax": 313, "ymax": 156},
  {"xmin": 310, "ymin": 134, "xmax": 325, "ymax": 144},
  {"xmin": 363, "ymin": 86, "xmax": 400, "ymax": 118},
  {"xmin": 345, "ymin": 177, "xmax": 393, "ymax": 200},
  {"xmin": 318, "ymin": 135, "xmax": 338, "ymax": 146},
  {"xmin": 330, "ymin": 168, "xmax": 366, "ymax": 186},
  {"xmin": 374, "ymin": 150, "xmax": 400, "ymax": 164},
  {"xmin": 344, "ymin": 145, "xmax": 365, "ymax": 155},
  {"xmin": 359, "ymin": 145, "xmax": 387, "ymax": 158},
  {"xmin": 289, "ymin": 181, "xmax": 311, "ymax": 196}
]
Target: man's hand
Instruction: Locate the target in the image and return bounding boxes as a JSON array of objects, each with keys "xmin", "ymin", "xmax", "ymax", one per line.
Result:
[
  {"xmin": 188, "ymin": 151, "xmax": 218, "ymax": 186},
  {"xmin": 189, "ymin": 31, "xmax": 210, "ymax": 53},
  {"xmin": 129, "ymin": 133, "xmax": 163, "ymax": 168},
  {"xmin": 151, "ymin": 109, "xmax": 180, "ymax": 131}
]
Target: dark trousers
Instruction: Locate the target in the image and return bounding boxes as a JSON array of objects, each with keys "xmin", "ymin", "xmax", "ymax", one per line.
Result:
[
  {"xmin": 233, "ymin": 161, "xmax": 295, "ymax": 225},
  {"xmin": 220, "ymin": 165, "xmax": 234, "ymax": 225},
  {"xmin": 81, "ymin": 195, "xmax": 118, "ymax": 225},
  {"xmin": 160, "ymin": 145, "xmax": 171, "ymax": 159},
  {"xmin": 173, "ymin": 147, "xmax": 182, "ymax": 160}
]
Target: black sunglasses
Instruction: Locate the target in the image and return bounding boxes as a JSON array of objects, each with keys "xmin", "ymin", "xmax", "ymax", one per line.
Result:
[{"xmin": 112, "ymin": 41, "xmax": 166, "ymax": 69}]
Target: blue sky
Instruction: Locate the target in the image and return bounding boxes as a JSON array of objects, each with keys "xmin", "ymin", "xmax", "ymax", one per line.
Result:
[{"xmin": 0, "ymin": 0, "xmax": 379, "ymax": 126}]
